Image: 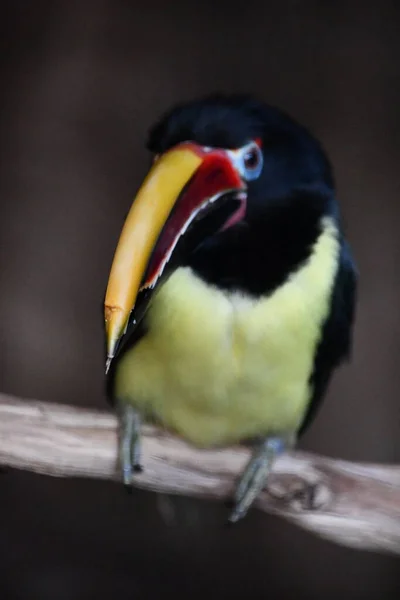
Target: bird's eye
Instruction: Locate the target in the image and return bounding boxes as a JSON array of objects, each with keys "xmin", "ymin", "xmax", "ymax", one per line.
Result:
[
  {"xmin": 238, "ymin": 142, "xmax": 263, "ymax": 181},
  {"xmin": 244, "ymin": 147, "xmax": 260, "ymax": 170}
]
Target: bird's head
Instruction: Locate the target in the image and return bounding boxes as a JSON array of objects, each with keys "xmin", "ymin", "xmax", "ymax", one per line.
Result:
[{"xmin": 104, "ymin": 94, "xmax": 337, "ymax": 368}]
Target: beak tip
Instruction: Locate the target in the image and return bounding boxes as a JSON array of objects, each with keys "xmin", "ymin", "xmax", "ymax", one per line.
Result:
[
  {"xmin": 105, "ymin": 357, "xmax": 112, "ymax": 375},
  {"xmin": 104, "ymin": 305, "xmax": 127, "ymax": 369}
]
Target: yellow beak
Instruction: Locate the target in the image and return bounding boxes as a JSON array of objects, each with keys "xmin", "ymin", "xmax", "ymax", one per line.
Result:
[{"xmin": 104, "ymin": 145, "xmax": 203, "ymax": 363}]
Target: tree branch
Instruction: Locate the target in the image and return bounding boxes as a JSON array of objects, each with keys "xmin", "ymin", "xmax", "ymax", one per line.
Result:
[{"xmin": 0, "ymin": 392, "xmax": 399, "ymax": 555}]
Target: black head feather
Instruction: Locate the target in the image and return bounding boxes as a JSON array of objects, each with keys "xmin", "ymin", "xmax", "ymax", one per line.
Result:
[
  {"xmin": 147, "ymin": 94, "xmax": 266, "ymax": 151},
  {"xmin": 147, "ymin": 93, "xmax": 334, "ymax": 204}
]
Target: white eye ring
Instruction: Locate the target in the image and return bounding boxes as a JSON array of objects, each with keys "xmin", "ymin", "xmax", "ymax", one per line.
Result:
[{"xmin": 228, "ymin": 142, "xmax": 263, "ymax": 182}]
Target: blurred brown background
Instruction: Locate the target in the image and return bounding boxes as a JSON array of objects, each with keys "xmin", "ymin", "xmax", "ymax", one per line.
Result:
[{"xmin": 1, "ymin": 1, "xmax": 400, "ymax": 598}]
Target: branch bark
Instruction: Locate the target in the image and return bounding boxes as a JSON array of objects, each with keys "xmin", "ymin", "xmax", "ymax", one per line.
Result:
[{"xmin": 1, "ymin": 392, "xmax": 399, "ymax": 555}]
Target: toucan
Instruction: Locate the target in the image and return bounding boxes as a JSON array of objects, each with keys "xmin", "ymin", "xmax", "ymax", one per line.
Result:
[{"xmin": 104, "ymin": 94, "xmax": 357, "ymax": 523}]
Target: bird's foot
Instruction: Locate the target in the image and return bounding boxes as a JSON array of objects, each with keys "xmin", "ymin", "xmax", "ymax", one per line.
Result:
[
  {"xmin": 117, "ymin": 400, "xmax": 142, "ymax": 487},
  {"xmin": 228, "ymin": 436, "xmax": 287, "ymax": 524}
]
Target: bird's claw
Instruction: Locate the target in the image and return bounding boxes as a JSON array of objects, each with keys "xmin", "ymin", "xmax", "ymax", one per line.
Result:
[{"xmin": 228, "ymin": 436, "xmax": 287, "ymax": 523}]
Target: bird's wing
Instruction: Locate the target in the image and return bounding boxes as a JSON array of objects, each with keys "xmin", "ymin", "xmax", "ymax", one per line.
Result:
[{"xmin": 299, "ymin": 238, "xmax": 358, "ymax": 435}]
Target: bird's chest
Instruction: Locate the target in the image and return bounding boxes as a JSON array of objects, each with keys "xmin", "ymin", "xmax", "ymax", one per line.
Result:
[{"xmin": 115, "ymin": 228, "xmax": 338, "ymax": 447}]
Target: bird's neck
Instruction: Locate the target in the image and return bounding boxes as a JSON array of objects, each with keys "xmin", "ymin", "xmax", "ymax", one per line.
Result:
[{"xmin": 188, "ymin": 191, "xmax": 337, "ymax": 297}]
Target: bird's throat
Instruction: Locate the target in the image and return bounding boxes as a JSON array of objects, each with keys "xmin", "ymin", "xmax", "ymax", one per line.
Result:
[{"xmin": 188, "ymin": 193, "xmax": 332, "ymax": 297}]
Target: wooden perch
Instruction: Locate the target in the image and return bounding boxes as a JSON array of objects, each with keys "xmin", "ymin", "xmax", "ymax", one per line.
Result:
[{"xmin": 0, "ymin": 392, "xmax": 399, "ymax": 555}]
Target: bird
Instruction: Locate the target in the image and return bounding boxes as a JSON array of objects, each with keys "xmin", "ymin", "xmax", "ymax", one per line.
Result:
[{"xmin": 103, "ymin": 93, "xmax": 357, "ymax": 523}]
